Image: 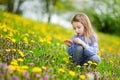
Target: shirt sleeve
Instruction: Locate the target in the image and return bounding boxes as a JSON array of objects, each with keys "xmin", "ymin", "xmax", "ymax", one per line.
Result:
[
  {"xmin": 84, "ymin": 40, "xmax": 99, "ymax": 57},
  {"xmin": 66, "ymin": 44, "xmax": 75, "ymax": 56},
  {"xmin": 66, "ymin": 36, "xmax": 75, "ymax": 56}
]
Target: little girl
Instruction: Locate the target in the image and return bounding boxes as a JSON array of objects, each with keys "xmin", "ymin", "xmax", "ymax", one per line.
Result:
[{"xmin": 64, "ymin": 13, "xmax": 101, "ymax": 66}]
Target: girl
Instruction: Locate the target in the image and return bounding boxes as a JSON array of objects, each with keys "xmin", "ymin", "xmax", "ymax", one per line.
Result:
[{"xmin": 64, "ymin": 13, "xmax": 101, "ymax": 66}]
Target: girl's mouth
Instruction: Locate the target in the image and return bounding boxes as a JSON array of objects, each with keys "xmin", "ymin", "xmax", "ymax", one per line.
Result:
[{"xmin": 77, "ymin": 33, "xmax": 80, "ymax": 35}]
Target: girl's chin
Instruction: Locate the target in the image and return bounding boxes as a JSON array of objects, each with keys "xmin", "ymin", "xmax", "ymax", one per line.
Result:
[
  {"xmin": 76, "ymin": 33, "xmax": 83, "ymax": 36},
  {"xmin": 77, "ymin": 34, "xmax": 81, "ymax": 36}
]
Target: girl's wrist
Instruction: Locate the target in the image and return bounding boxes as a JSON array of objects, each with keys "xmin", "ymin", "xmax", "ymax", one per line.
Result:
[
  {"xmin": 80, "ymin": 42, "xmax": 86, "ymax": 48},
  {"xmin": 82, "ymin": 42, "xmax": 86, "ymax": 48}
]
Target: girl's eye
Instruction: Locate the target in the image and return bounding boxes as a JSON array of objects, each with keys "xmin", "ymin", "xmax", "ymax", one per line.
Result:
[{"xmin": 76, "ymin": 26, "xmax": 80, "ymax": 28}]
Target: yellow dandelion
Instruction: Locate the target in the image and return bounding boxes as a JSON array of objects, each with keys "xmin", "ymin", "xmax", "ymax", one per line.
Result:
[
  {"xmin": 3, "ymin": 28, "xmax": 7, "ymax": 32},
  {"xmin": 76, "ymin": 65, "xmax": 81, "ymax": 68},
  {"xmin": 42, "ymin": 66, "xmax": 47, "ymax": 70},
  {"xmin": 68, "ymin": 70, "xmax": 75, "ymax": 76},
  {"xmin": 31, "ymin": 40, "xmax": 35, "ymax": 43},
  {"xmin": 6, "ymin": 49, "xmax": 11, "ymax": 52},
  {"xmin": 52, "ymin": 60, "xmax": 55, "ymax": 63},
  {"xmin": 109, "ymin": 60, "xmax": 113, "ymax": 63},
  {"xmin": 88, "ymin": 61, "xmax": 93, "ymax": 64},
  {"xmin": 11, "ymin": 38, "xmax": 16, "ymax": 42},
  {"xmin": 83, "ymin": 63, "xmax": 88, "ymax": 66},
  {"xmin": 79, "ymin": 74, "xmax": 85, "ymax": 80},
  {"xmin": 23, "ymin": 37, "xmax": 28, "ymax": 44},
  {"xmin": 17, "ymin": 68, "xmax": 23, "ymax": 73},
  {"xmin": 8, "ymin": 65, "xmax": 16, "ymax": 71},
  {"xmin": 31, "ymin": 32, "xmax": 35, "ymax": 35},
  {"xmin": 23, "ymin": 37, "xmax": 28, "ymax": 41},
  {"xmin": 92, "ymin": 62, "xmax": 98, "ymax": 66},
  {"xmin": 39, "ymin": 37, "xmax": 44, "ymax": 43},
  {"xmin": 63, "ymin": 57, "xmax": 69, "ymax": 63},
  {"xmin": 97, "ymin": 51, "xmax": 101, "ymax": 56},
  {"xmin": 23, "ymin": 33, "xmax": 29, "ymax": 37},
  {"xmin": 9, "ymin": 32, "xmax": 13, "ymax": 37},
  {"xmin": 12, "ymin": 59, "xmax": 17, "ymax": 63},
  {"xmin": 32, "ymin": 67, "xmax": 41, "ymax": 73},
  {"xmin": 12, "ymin": 49, "xmax": 16, "ymax": 52},
  {"xmin": 58, "ymin": 68, "xmax": 65, "ymax": 73},
  {"xmin": 18, "ymin": 50, "xmax": 24, "ymax": 57},
  {"xmin": 10, "ymin": 61, "xmax": 18, "ymax": 66},
  {"xmin": 25, "ymin": 41, "xmax": 28, "ymax": 44},
  {"xmin": 17, "ymin": 58, "xmax": 24, "ymax": 62},
  {"xmin": 21, "ymin": 66, "xmax": 29, "ymax": 70},
  {"xmin": 29, "ymin": 50, "xmax": 33, "ymax": 53}
]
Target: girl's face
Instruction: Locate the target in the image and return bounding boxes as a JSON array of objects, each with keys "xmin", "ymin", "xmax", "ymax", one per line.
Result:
[{"xmin": 72, "ymin": 22, "xmax": 84, "ymax": 36}]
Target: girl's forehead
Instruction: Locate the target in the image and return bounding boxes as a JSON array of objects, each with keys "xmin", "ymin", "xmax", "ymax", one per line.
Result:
[{"xmin": 72, "ymin": 22, "xmax": 83, "ymax": 26}]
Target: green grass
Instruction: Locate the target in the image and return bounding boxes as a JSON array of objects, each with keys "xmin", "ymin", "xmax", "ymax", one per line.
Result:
[{"xmin": 0, "ymin": 11, "xmax": 120, "ymax": 80}]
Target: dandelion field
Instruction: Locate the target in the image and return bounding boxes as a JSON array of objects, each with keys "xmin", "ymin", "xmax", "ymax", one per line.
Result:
[{"xmin": 0, "ymin": 12, "xmax": 120, "ymax": 80}]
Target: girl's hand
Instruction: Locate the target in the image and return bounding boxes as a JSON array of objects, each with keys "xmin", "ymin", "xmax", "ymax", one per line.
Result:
[
  {"xmin": 74, "ymin": 38, "xmax": 86, "ymax": 48},
  {"xmin": 74, "ymin": 38, "xmax": 83, "ymax": 44},
  {"xmin": 64, "ymin": 40, "xmax": 72, "ymax": 47}
]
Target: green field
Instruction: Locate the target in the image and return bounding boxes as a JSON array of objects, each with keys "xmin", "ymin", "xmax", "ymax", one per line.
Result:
[{"xmin": 0, "ymin": 12, "xmax": 120, "ymax": 80}]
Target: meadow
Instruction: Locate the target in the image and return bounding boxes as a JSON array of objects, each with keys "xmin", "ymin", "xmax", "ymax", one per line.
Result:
[{"xmin": 0, "ymin": 12, "xmax": 120, "ymax": 80}]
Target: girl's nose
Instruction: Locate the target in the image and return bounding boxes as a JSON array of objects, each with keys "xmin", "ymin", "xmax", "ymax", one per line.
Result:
[{"xmin": 76, "ymin": 29, "xmax": 79, "ymax": 32}]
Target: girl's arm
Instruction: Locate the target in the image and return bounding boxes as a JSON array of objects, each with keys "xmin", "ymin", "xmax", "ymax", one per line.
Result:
[
  {"xmin": 65, "ymin": 36, "xmax": 75, "ymax": 56},
  {"xmin": 74, "ymin": 36, "xmax": 99, "ymax": 57},
  {"xmin": 84, "ymin": 41, "xmax": 98, "ymax": 57},
  {"xmin": 66, "ymin": 44, "xmax": 75, "ymax": 56}
]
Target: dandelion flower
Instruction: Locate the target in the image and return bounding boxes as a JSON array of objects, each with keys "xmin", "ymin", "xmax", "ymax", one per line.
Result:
[
  {"xmin": 58, "ymin": 68, "xmax": 65, "ymax": 73},
  {"xmin": 17, "ymin": 58, "xmax": 24, "ymax": 62},
  {"xmin": 32, "ymin": 67, "xmax": 41, "ymax": 73},
  {"xmin": 68, "ymin": 70, "xmax": 75, "ymax": 76},
  {"xmin": 52, "ymin": 60, "xmax": 55, "ymax": 63},
  {"xmin": 6, "ymin": 49, "xmax": 11, "ymax": 52},
  {"xmin": 11, "ymin": 38, "xmax": 16, "ymax": 42},
  {"xmin": 92, "ymin": 62, "xmax": 97, "ymax": 66},
  {"xmin": 88, "ymin": 61, "xmax": 92, "ymax": 64},
  {"xmin": 21, "ymin": 66, "xmax": 29, "ymax": 70},
  {"xmin": 79, "ymin": 74, "xmax": 85, "ymax": 80},
  {"xmin": 29, "ymin": 50, "xmax": 33, "ymax": 53},
  {"xmin": 30, "ymin": 40, "xmax": 35, "ymax": 43},
  {"xmin": 12, "ymin": 49, "xmax": 16, "ymax": 52},
  {"xmin": 63, "ymin": 57, "xmax": 69, "ymax": 63},
  {"xmin": 109, "ymin": 60, "xmax": 113, "ymax": 63},
  {"xmin": 76, "ymin": 65, "xmax": 81, "ymax": 68},
  {"xmin": 42, "ymin": 66, "xmax": 47, "ymax": 70},
  {"xmin": 83, "ymin": 63, "xmax": 88, "ymax": 66},
  {"xmin": 9, "ymin": 65, "xmax": 16, "ymax": 71},
  {"xmin": 18, "ymin": 50, "xmax": 24, "ymax": 57}
]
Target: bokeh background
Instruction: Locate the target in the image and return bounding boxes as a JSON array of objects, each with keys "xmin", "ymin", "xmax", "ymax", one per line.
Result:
[
  {"xmin": 1, "ymin": 0, "xmax": 120, "ymax": 35},
  {"xmin": 0, "ymin": 0, "xmax": 120, "ymax": 80}
]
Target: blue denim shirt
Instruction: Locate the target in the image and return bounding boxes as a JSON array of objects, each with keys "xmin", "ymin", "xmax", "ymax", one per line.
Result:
[{"xmin": 66, "ymin": 35, "xmax": 99, "ymax": 57}]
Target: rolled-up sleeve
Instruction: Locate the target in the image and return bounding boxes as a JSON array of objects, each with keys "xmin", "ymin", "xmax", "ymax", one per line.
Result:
[{"xmin": 84, "ymin": 42, "xmax": 98, "ymax": 57}]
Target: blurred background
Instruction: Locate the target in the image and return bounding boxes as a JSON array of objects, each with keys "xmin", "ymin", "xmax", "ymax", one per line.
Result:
[{"xmin": 0, "ymin": 0, "xmax": 120, "ymax": 36}]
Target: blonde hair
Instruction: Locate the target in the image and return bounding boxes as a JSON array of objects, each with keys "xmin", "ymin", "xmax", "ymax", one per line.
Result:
[{"xmin": 71, "ymin": 13, "xmax": 96, "ymax": 43}]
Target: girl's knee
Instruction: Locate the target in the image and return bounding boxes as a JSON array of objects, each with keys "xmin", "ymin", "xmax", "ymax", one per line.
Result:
[
  {"xmin": 75, "ymin": 45, "xmax": 83, "ymax": 51},
  {"xmin": 89, "ymin": 55, "xmax": 101, "ymax": 64},
  {"xmin": 72, "ymin": 45, "xmax": 84, "ymax": 63}
]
